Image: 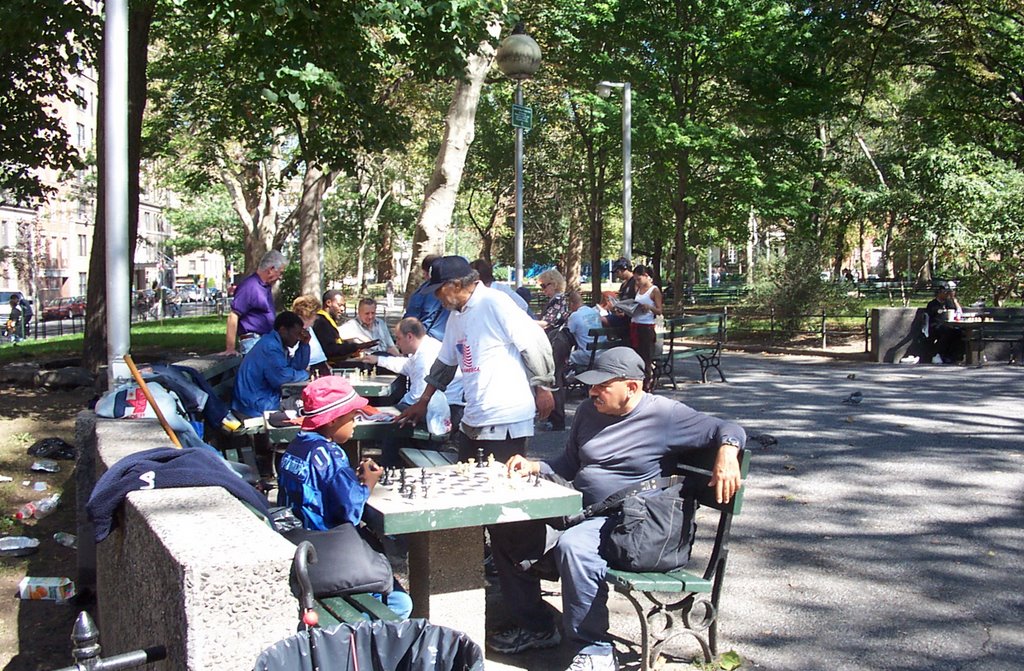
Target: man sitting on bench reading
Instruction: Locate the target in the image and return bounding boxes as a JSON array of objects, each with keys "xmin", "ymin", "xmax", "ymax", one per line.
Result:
[{"xmin": 486, "ymin": 347, "xmax": 745, "ymax": 671}]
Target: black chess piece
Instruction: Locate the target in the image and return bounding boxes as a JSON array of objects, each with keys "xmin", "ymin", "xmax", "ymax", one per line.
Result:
[{"xmin": 476, "ymin": 447, "xmax": 485, "ymax": 467}]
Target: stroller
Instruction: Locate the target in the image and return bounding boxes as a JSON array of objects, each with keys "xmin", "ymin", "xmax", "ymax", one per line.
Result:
[{"xmin": 254, "ymin": 542, "xmax": 484, "ymax": 671}]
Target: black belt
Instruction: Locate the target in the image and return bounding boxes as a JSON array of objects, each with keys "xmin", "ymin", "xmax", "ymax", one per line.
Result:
[{"xmin": 239, "ymin": 333, "xmax": 260, "ymax": 341}]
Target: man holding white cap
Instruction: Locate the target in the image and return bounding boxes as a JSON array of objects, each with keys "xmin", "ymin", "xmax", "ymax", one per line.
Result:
[
  {"xmin": 487, "ymin": 347, "xmax": 745, "ymax": 671},
  {"xmin": 396, "ymin": 255, "xmax": 555, "ymax": 463}
]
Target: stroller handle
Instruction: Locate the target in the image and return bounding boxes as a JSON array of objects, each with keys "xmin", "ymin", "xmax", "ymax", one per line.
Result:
[{"xmin": 293, "ymin": 540, "xmax": 319, "ymax": 612}]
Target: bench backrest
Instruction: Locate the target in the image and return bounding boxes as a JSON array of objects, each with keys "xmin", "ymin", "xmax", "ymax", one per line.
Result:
[
  {"xmin": 664, "ymin": 313, "xmax": 726, "ymax": 352},
  {"xmin": 672, "ymin": 446, "xmax": 750, "ymax": 580},
  {"xmin": 577, "ymin": 326, "xmax": 629, "ymax": 369}
]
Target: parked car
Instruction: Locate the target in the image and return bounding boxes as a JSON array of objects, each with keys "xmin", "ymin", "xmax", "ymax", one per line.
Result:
[
  {"xmin": 176, "ymin": 284, "xmax": 204, "ymax": 302},
  {"xmin": 42, "ymin": 296, "xmax": 85, "ymax": 321}
]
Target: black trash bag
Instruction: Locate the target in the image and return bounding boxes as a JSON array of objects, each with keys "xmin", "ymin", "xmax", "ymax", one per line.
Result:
[
  {"xmin": 253, "ymin": 619, "xmax": 484, "ymax": 671},
  {"xmin": 27, "ymin": 437, "xmax": 77, "ymax": 460}
]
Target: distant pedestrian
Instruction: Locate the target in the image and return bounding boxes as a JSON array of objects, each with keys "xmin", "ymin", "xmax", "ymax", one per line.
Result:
[{"xmin": 5, "ymin": 295, "xmax": 26, "ymax": 343}]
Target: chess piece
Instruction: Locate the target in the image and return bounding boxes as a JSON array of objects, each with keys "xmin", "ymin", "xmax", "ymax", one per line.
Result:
[
  {"xmin": 476, "ymin": 447, "xmax": 486, "ymax": 467},
  {"xmin": 467, "ymin": 458, "xmax": 476, "ymax": 469}
]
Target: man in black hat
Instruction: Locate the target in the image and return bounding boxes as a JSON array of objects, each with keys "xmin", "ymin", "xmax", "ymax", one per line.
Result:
[
  {"xmin": 396, "ymin": 255, "xmax": 556, "ymax": 463},
  {"xmin": 612, "ymin": 257, "xmax": 636, "ymax": 300},
  {"xmin": 485, "ymin": 347, "xmax": 745, "ymax": 671}
]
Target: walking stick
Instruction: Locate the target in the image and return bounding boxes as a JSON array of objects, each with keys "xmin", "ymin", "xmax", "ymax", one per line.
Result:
[{"xmin": 124, "ymin": 354, "xmax": 183, "ymax": 449}]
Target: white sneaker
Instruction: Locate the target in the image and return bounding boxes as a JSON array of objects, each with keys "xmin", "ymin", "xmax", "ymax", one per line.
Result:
[
  {"xmin": 565, "ymin": 652, "xmax": 618, "ymax": 671},
  {"xmin": 931, "ymin": 354, "xmax": 944, "ymax": 364}
]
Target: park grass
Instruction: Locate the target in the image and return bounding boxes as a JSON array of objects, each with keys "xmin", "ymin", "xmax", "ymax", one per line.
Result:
[{"xmin": 0, "ymin": 315, "xmax": 224, "ymax": 364}]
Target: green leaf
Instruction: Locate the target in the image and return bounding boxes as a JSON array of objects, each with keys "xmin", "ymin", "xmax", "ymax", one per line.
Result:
[{"xmin": 719, "ymin": 650, "xmax": 743, "ymax": 670}]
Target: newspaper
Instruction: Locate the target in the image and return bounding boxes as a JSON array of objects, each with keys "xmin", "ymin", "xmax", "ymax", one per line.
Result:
[{"xmin": 612, "ymin": 299, "xmax": 645, "ymax": 318}]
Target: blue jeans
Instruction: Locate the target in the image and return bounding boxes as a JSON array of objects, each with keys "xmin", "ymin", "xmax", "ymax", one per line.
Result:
[
  {"xmin": 490, "ymin": 516, "xmax": 616, "ymax": 656},
  {"xmin": 239, "ymin": 335, "xmax": 261, "ymax": 355},
  {"xmin": 375, "ymin": 578, "xmax": 413, "ymax": 619}
]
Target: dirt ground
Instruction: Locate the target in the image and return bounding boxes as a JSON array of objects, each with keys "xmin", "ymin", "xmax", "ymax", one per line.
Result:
[{"xmin": 0, "ymin": 382, "xmax": 102, "ymax": 671}]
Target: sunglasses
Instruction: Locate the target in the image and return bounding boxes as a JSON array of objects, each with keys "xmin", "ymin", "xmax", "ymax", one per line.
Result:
[{"xmin": 540, "ymin": 282, "xmax": 552, "ymax": 289}]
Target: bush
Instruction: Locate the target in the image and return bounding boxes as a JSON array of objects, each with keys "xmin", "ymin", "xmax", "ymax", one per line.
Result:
[{"xmin": 743, "ymin": 250, "xmax": 859, "ymax": 337}]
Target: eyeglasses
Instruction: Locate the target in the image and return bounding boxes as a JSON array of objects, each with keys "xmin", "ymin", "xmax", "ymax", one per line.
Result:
[{"xmin": 540, "ymin": 282, "xmax": 551, "ymax": 289}]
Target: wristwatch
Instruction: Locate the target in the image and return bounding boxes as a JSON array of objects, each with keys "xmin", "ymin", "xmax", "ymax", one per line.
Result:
[{"xmin": 720, "ymin": 436, "xmax": 742, "ymax": 449}]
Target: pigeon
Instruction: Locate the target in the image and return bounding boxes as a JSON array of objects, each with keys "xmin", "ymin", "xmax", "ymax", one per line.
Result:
[{"xmin": 842, "ymin": 391, "xmax": 863, "ymax": 405}]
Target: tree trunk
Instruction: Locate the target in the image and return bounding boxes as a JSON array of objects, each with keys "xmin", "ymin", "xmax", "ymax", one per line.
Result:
[
  {"xmin": 221, "ymin": 159, "xmax": 281, "ymax": 274},
  {"xmin": 670, "ymin": 150, "xmax": 692, "ymax": 310},
  {"xmin": 377, "ymin": 222, "xmax": 395, "ymax": 282},
  {"xmin": 406, "ymin": 22, "xmax": 501, "ymax": 296},
  {"xmin": 295, "ymin": 165, "xmax": 332, "ymax": 297},
  {"xmin": 563, "ymin": 201, "xmax": 584, "ymax": 293},
  {"xmin": 83, "ymin": 0, "xmax": 155, "ymax": 372}
]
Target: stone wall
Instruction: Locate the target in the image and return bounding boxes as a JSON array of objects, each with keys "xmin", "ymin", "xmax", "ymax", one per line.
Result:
[{"xmin": 76, "ymin": 356, "xmax": 299, "ymax": 670}]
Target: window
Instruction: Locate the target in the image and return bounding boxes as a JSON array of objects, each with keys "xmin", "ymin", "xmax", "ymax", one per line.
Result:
[
  {"xmin": 78, "ymin": 198, "xmax": 88, "ymax": 221},
  {"xmin": 189, "ymin": 260, "xmax": 196, "ymax": 272},
  {"xmin": 727, "ymin": 245, "xmax": 737, "ymax": 264},
  {"xmin": 76, "ymin": 123, "xmax": 86, "ymax": 147},
  {"xmin": 79, "ymin": 234, "xmax": 88, "ymax": 256},
  {"xmin": 76, "ymin": 86, "xmax": 86, "ymax": 110},
  {"xmin": 79, "ymin": 273, "xmax": 88, "ymax": 295}
]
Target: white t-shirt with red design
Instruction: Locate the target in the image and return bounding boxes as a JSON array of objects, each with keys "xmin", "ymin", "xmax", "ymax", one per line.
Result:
[{"xmin": 438, "ymin": 283, "xmax": 539, "ymax": 429}]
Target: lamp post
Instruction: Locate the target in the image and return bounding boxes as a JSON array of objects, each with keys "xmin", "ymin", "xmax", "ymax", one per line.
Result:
[
  {"xmin": 596, "ymin": 81, "xmax": 632, "ymax": 261},
  {"xmin": 496, "ymin": 24, "xmax": 541, "ymax": 287}
]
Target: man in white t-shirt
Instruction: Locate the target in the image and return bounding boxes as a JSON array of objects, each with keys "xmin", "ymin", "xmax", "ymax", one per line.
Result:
[
  {"xmin": 338, "ymin": 297, "xmax": 399, "ymax": 355},
  {"xmin": 397, "ymin": 256, "xmax": 555, "ymax": 463},
  {"xmin": 363, "ymin": 317, "xmax": 464, "ymax": 411},
  {"xmin": 566, "ymin": 291, "xmax": 604, "ymax": 367}
]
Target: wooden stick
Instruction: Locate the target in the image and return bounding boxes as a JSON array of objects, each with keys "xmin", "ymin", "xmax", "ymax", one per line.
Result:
[{"xmin": 124, "ymin": 354, "xmax": 183, "ymax": 449}]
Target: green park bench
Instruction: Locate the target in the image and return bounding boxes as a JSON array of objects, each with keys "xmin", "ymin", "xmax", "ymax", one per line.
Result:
[
  {"xmin": 606, "ymin": 447, "xmax": 750, "ymax": 671},
  {"xmin": 314, "ymin": 592, "xmax": 403, "ymax": 626},
  {"xmin": 566, "ymin": 326, "xmax": 629, "ymax": 394},
  {"xmin": 653, "ymin": 313, "xmax": 727, "ymax": 389},
  {"xmin": 399, "ymin": 446, "xmax": 458, "ymax": 468},
  {"xmin": 968, "ymin": 316, "xmax": 1024, "ymax": 365}
]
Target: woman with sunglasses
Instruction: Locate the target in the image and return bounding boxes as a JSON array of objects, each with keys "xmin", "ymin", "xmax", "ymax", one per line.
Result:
[{"xmin": 535, "ymin": 268, "xmax": 571, "ymax": 431}]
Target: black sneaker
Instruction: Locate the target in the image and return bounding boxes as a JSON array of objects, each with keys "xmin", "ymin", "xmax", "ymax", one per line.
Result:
[{"xmin": 486, "ymin": 625, "xmax": 561, "ymax": 654}]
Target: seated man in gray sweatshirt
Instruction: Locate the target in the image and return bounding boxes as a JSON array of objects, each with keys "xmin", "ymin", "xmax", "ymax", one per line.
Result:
[{"xmin": 486, "ymin": 347, "xmax": 745, "ymax": 671}]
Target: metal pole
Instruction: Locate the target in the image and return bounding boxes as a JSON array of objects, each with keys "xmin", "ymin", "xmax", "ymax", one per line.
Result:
[
  {"xmin": 104, "ymin": 0, "xmax": 131, "ymax": 386},
  {"xmin": 514, "ymin": 82, "xmax": 525, "ymax": 288},
  {"xmin": 622, "ymin": 82, "xmax": 632, "ymax": 262}
]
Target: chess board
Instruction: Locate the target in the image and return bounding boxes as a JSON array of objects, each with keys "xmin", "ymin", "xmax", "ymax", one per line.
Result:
[{"xmin": 363, "ymin": 462, "xmax": 582, "ymax": 536}]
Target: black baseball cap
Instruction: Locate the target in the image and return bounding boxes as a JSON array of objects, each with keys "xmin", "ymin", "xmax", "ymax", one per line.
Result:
[
  {"xmin": 576, "ymin": 347, "xmax": 646, "ymax": 385},
  {"xmin": 424, "ymin": 255, "xmax": 473, "ymax": 288},
  {"xmin": 612, "ymin": 257, "xmax": 631, "ymax": 272}
]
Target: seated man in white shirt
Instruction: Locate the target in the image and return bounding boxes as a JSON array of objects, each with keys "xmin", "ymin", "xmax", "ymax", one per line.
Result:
[
  {"xmin": 338, "ymin": 297, "xmax": 400, "ymax": 356},
  {"xmin": 363, "ymin": 317, "xmax": 464, "ymax": 413},
  {"xmin": 566, "ymin": 291, "xmax": 604, "ymax": 368},
  {"xmin": 363, "ymin": 318, "xmax": 464, "ymax": 463}
]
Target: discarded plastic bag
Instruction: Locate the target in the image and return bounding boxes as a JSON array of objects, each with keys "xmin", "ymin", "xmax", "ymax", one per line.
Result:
[
  {"xmin": 0, "ymin": 536, "xmax": 40, "ymax": 557},
  {"xmin": 27, "ymin": 437, "xmax": 77, "ymax": 460},
  {"xmin": 30, "ymin": 459, "xmax": 60, "ymax": 473}
]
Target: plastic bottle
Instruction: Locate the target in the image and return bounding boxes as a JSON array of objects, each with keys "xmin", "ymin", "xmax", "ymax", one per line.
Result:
[
  {"xmin": 33, "ymin": 494, "xmax": 60, "ymax": 519},
  {"xmin": 14, "ymin": 502, "xmax": 37, "ymax": 520}
]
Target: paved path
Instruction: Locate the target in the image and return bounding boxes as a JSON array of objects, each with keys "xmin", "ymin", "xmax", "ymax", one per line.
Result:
[{"xmin": 492, "ymin": 352, "xmax": 1024, "ymax": 670}]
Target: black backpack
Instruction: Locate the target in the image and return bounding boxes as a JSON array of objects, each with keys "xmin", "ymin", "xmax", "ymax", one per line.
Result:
[{"xmin": 19, "ymin": 298, "xmax": 32, "ymax": 322}]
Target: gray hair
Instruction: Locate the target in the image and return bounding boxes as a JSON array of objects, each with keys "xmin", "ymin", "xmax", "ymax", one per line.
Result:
[
  {"xmin": 445, "ymin": 269, "xmax": 480, "ymax": 291},
  {"xmin": 258, "ymin": 250, "xmax": 287, "ymax": 272}
]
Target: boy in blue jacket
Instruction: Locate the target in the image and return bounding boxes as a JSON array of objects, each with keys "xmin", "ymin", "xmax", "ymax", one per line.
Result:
[{"xmin": 277, "ymin": 376, "xmax": 411, "ymax": 618}]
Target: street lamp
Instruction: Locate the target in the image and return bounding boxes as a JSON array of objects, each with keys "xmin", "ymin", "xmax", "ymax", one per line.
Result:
[
  {"xmin": 596, "ymin": 81, "xmax": 632, "ymax": 261},
  {"xmin": 496, "ymin": 24, "xmax": 541, "ymax": 287}
]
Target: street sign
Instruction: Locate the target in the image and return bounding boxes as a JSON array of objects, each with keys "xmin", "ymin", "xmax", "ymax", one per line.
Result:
[{"xmin": 511, "ymin": 104, "xmax": 533, "ymax": 130}]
